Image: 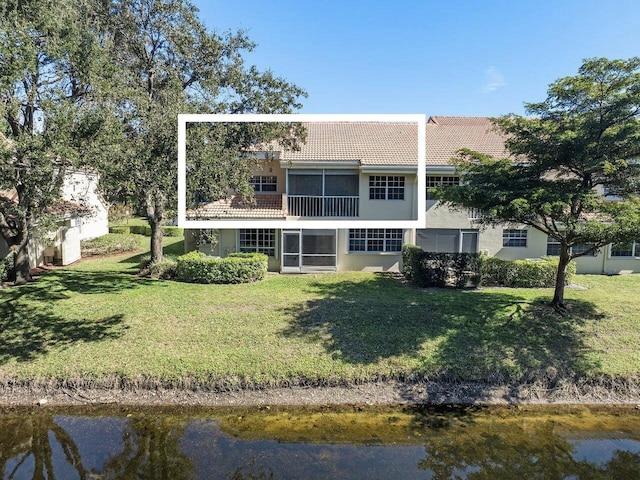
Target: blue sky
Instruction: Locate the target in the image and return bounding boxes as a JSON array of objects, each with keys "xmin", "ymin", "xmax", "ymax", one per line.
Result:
[{"xmin": 193, "ymin": 0, "xmax": 640, "ymax": 117}]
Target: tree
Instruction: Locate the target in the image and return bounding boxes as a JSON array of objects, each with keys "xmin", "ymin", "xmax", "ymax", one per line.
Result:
[
  {"xmin": 437, "ymin": 57, "xmax": 640, "ymax": 310},
  {"xmin": 0, "ymin": 0, "xmax": 115, "ymax": 283},
  {"xmin": 101, "ymin": 0, "xmax": 306, "ymax": 263}
]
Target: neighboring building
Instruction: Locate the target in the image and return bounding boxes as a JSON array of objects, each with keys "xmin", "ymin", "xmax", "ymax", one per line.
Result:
[
  {"xmin": 0, "ymin": 169, "xmax": 109, "ymax": 269},
  {"xmin": 420, "ymin": 116, "xmax": 640, "ymax": 275},
  {"xmin": 185, "ymin": 122, "xmax": 419, "ymax": 273},
  {"xmin": 185, "ymin": 116, "xmax": 639, "ymax": 275}
]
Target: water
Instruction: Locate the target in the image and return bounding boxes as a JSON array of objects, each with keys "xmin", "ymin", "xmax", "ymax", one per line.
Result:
[{"xmin": 1, "ymin": 404, "xmax": 640, "ymax": 479}]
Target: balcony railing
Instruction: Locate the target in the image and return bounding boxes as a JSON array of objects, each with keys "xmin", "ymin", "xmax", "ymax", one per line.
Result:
[
  {"xmin": 287, "ymin": 195, "xmax": 359, "ymax": 217},
  {"xmin": 467, "ymin": 208, "xmax": 484, "ymax": 220}
]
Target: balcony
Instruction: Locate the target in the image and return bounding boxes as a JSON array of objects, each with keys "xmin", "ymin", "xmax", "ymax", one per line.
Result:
[{"xmin": 287, "ymin": 195, "xmax": 359, "ymax": 217}]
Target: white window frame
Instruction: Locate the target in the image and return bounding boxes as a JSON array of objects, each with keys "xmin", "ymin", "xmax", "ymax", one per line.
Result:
[
  {"xmin": 249, "ymin": 175, "xmax": 278, "ymax": 193},
  {"xmin": 426, "ymin": 175, "xmax": 459, "ymax": 200},
  {"xmin": 610, "ymin": 241, "xmax": 640, "ymax": 258},
  {"xmin": 348, "ymin": 229, "xmax": 403, "ymax": 253},
  {"xmin": 503, "ymin": 229, "xmax": 527, "ymax": 247},
  {"xmin": 368, "ymin": 176, "xmax": 405, "ymax": 200},
  {"xmin": 238, "ymin": 229, "xmax": 277, "ymax": 258}
]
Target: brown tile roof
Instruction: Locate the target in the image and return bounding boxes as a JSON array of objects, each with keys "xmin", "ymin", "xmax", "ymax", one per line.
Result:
[
  {"xmin": 283, "ymin": 122, "xmax": 418, "ymax": 166},
  {"xmin": 426, "ymin": 116, "xmax": 511, "ymax": 166},
  {"xmin": 186, "ymin": 194, "xmax": 284, "ymax": 219},
  {"xmin": 1, "ymin": 188, "xmax": 90, "ymax": 217}
]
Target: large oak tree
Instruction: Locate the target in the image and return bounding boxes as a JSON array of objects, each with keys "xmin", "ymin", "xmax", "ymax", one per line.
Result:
[
  {"xmin": 437, "ymin": 57, "xmax": 640, "ymax": 310},
  {"xmin": 102, "ymin": 0, "xmax": 307, "ymax": 263},
  {"xmin": 0, "ymin": 0, "xmax": 115, "ymax": 283}
]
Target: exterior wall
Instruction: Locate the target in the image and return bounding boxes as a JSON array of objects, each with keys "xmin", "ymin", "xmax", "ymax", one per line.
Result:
[
  {"xmin": 336, "ymin": 229, "xmax": 406, "ymax": 272},
  {"xmin": 253, "ymin": 160, "xmax": 286, "ymax": 195},
  {"xmin": 195, "ymin": 228, "xmax": 280, "ymax": 271},
  {"xmin": 358, "ymin": 174, "xmax": 418, "ymax": 221},
  {"xmin": 62, "ymin": 171, "xmax": 109, "ymax": 240}
]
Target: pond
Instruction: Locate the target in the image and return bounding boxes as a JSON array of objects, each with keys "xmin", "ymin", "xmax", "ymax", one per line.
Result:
[{"xmin": 1, "ymin": 404, "xmax": 640, "ymax": 479}]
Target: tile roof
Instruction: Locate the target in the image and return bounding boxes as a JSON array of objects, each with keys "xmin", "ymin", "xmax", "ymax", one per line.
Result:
[
  {"xmin": 282, "ymin": 122, "xmax": 418, "ymax": 165},
  {"xmin": 186, "ymin": 194, "xmax": 284, "ymax": 219},
  {"xmin": 426, "ymin": 116, "xmax": 511, "ymax": 166}
]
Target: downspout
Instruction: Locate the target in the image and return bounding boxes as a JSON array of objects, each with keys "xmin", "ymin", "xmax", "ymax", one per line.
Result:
[{"xmin": 601, "ymin": 243, "xmax": 607, "ymax": 274}]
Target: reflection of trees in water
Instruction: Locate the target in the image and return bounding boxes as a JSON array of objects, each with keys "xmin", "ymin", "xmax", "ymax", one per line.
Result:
[
  {"xmin": 97, "ymin": 416, "xmax": 193, "ymax": 480},
  {"xmin": 414, "ymin": 416, "xmax": 640, "ymax": 479},
  {"xmin": 228, "ymin": 458, "xmax": 274, "ymax": 480},
  {"xmin": 0, "ymin": 414, "xmax": 192, "ymax": 480},
  {"xmin": 0, "ymin": 415, "xmax": 88, "ymax": 479}
]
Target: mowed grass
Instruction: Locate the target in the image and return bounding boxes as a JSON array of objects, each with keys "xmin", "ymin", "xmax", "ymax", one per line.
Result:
[{"xmin": 1, "ymin": 236, "xmax": 639, "ymax": 389}]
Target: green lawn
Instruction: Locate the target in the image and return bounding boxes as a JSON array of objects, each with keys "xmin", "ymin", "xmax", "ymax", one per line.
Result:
[{"xmin": 1, "ymin": 237, "xmax": 639, "ymax": 389}]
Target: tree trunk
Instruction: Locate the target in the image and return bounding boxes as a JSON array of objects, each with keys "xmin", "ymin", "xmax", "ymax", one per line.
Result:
[
  {"xmin": 146, "ymin": 192, "xmax": 165, "ymax": 264},
  {"xmin": 551, "ymin": 248, "xmax": 571, "ymax": 310},
  {"xmin": 149, "ymin": 218, "xmax": 163, "ymax": 263},
  {"xmin": 13, "ymin": 237, "xmax": 32, "ymax": 285}
]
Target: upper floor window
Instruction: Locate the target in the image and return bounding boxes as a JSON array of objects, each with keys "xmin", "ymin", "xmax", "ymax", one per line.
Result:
[
  {"xmin": 250, "ymin": 176, "xmax": 277, "ymax": 192},
  {"xmin": 503, "ymin": 229, "xmax": 527, "ymax": 247},
  {"xmin": 349, "ymin": 229, "xmax": 403, "ymax": 252},
  {"xmin": 369, "ymin": 176, "xmax": 405, "ymax": 200},
  {"xmin": 239, "ymin": 229, "xmax": 276, "ymax": 257},
  {"xmin": 426, "ymin": 175, "xmax": 459, "ymax": 200}
]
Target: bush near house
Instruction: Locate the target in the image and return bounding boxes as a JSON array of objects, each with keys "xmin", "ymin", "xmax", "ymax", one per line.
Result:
[
  {"xmin": 481, "ymin": 256, "xmax": 576, "ymax": 288},
  {"xmin": 80, "ymin": 233, "xmax": 141, "ymax": 257},
  {"xmin": 175, "ymin": 251, "xmax": 268, "ymax": 284},
  {"xmin": 402, "ymin": 244, "xmax": 481, "ymax": 288},
  {"xmin": 109, "ymin": 225, "xmax": 183, "ymax": 237}
]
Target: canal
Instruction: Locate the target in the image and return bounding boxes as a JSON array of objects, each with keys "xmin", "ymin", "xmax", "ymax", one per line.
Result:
[{"xmin": 1, "ymin": 404, "xmax": 640, "ymax": 479}]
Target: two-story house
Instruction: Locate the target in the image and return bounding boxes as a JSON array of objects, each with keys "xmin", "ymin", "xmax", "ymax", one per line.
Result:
[{"xmin": 184, "ymin": 121, "xmax": 420, "ymax": 273}]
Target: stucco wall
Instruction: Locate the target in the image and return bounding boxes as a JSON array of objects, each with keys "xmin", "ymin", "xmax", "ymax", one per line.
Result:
[
  {"xmin": 358, "ymin": 174, "xmax": 418, "ymax": 221},
  {"xmin": 336, "ymin": 229, "xmax": 405, "ymax": 272}
]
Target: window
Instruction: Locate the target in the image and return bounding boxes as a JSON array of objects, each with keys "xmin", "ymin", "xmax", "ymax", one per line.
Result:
[
  {"xmin": 369, "ymin": 176, "xmax": 405, "ymax": 200},
  {"xmin": 611, "ymin": 241, "xmax": 640, "ymax": 257},
  {"xmin": 572, "ymin": 243, "xmax": 596, "ymax": 257},
  {"xmin": 503, "ymin": 229, "xmax": 527, "ymax": 247},
  {"xmin": 546, "ymin": 236, "xmax": 562, "ymax": 256},
  {"xmin": 239, "ymin": 229, "xmax": 276, "ymax": 257},
  {"xmin": 426, "ymin": 175, "xmax": 459, "ymax": 200},
  {"xmin": 547, "ymin": 236, "xmax": 597, "ymax": 256},
  {"xmin": 416, "ymin": 229, "xmax": 478, "ymax": 253},
  {"xmin": 249, "ymin": 176, "xmax": 277, "ymax": 192},
  {"xmin": 349, "ymin": 229, "xmax": 403, "ymax": 252}
]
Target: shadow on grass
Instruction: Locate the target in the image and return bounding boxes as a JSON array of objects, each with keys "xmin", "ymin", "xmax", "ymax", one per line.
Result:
[
  {"xmin": 0, "ymin": 285, "xmax": 126, "ymax": 363},
  {"xmin": 0, "ymin": 266, "xmax": 156, "ymax": 364},
  {"xmin": 118, "ymin": 239, "xmax": 185, "ymax": 265},
  {"xmin": 280, "ymin": 274, "xmax": 604, "ymax": 381}
]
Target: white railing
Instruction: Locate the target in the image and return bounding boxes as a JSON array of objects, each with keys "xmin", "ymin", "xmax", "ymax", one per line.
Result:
[
  {"xmin": 287, "ymin": 195, "xmax": 359, "ymax": 217},
  {"xmin": 467, "ymin": 208, "xmax": 484, "ymax": 220}
]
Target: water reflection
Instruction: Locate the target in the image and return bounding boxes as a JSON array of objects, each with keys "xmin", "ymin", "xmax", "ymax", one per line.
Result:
[{"xmin": 1, "ymin": 405, "xmax": 639, "ymax": 479}]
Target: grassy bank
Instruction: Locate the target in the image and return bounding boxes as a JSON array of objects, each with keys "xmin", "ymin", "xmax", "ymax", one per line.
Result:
[{"xmin": 1, "ymin": 237, "xmax": 639, "ymax": 390}]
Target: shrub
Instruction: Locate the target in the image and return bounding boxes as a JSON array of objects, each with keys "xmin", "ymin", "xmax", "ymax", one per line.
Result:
[
  {"xmin": 141, "ymin": 256, "xmax": 178, "ymax": 279},
  {"xmin": 480, "ymin": 256, "xmax": 576, "ymax": 287},
  {"xmin": 175, "ymin": 251, "xmax": 268, "ymax": 284},
  {"xmin": 127, "ymin": 225, "xmax": 183, "ymax": 237},
  {"xmin": 109, "ymin": 225, "xmax": 131, "ymax": 234},
  {"xmin": 451, "ymin": 252, "xmax": 482, "ymax": 288},
  {"xmin": 0, "ymin": 254, "xmax": 13, "ymax": 282},
  {"xmin": 413, "ymin": 251, "xmax": 450, "ymax": 288},
  {"xmin": 130, "ymin": 225, "xmax": 152, "ymax": 236},
  {"xmin": 401, "ymin": 244, "xmax": 422, "ymax": 280},
  {"xmin": 81, "ymin": 234, "xmax": 140, "ymax": 256}
]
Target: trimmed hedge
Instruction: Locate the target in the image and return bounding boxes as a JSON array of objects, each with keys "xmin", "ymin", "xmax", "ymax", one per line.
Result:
[
  {"xmin": 401, "ymin": 244, "xmax": 422, "ymax": 281},
  {"xmin": 480, "ymin": 256, "xmax": 576, "ymax": 288},
  {"xmin": 109, "ymin": 225, "xmax": 183, "ymax": 237},
  {"xmin": 402, "ymin": 244, "xmax": 481, "ymax": 288},
  {"xmin": 108, "ymin": 225, "xmax": 131, "ymax": 234},
  {"xmin": 175, "ymin": 251, "xmax": 268, "ymax": 284}
]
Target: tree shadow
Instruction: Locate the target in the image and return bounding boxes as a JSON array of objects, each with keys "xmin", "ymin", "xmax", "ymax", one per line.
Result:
[
  {"xmin": 0, "ymin": 271, "xmax": 146, "ymax": 364},
  {"xmin": 280, "ymin": 274, "xmax": 604, "ymax": 382}
]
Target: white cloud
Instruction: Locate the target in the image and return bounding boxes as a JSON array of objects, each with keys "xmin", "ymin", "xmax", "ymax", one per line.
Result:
[{"xmin": 482, "ymin": 66, "xmax": 507, "ymax": 93}]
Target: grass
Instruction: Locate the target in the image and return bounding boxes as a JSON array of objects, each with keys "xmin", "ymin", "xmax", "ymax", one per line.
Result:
[{"xmin": 1, "ymin": 236, "xmax": 639, "ymax": 390}]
